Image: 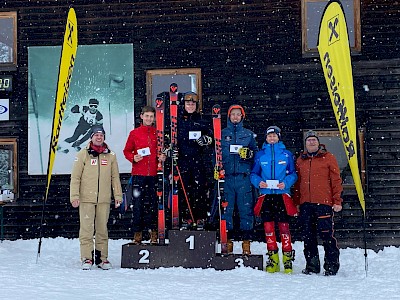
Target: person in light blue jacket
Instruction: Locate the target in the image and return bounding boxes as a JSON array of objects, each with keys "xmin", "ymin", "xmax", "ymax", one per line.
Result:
[{"xmin": 250, "ymin": 126, "xmax": 297, "ymax": 274}]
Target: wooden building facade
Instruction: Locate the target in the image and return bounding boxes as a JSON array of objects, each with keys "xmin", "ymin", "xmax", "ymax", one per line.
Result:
[{"xmin": 0, "ymin": 0, "xmax": 399, "ymax": 250}]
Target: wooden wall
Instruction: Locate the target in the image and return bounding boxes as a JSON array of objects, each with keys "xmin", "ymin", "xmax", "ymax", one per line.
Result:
[{"xmin": 1, "ymin": 0, "xmax": 400, "ymax": 250}]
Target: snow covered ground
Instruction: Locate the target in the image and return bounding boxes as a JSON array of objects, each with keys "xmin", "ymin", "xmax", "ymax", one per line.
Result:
[{"xmin": 1, "ymin": 237, "xmax": 399, "ymax": 300}]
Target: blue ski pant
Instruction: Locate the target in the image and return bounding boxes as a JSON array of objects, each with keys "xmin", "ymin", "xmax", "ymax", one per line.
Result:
[{"xmin": 223, "ymin": 174, "xmax": 254, "ymax": 232}]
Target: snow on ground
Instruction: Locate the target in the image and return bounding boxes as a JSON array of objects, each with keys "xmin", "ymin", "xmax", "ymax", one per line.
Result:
[{"xmin": 0, "ymin": 238, "xmax": 399, "ymax": 300}]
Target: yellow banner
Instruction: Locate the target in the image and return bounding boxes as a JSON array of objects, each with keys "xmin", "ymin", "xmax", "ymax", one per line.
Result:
[
  {"xmin": 318, "ymin": 1, "xmax": 365, "ymax": 213},
  {"xmin": 45, "ymin": 8, "xmax": 78, "ymax": 200}
]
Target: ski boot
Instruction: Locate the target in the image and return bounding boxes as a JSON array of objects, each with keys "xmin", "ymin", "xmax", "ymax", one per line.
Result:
[
  {"xmin": 282, "ymin": 250, "xmax": 295, "ymax": 274},
  {"xmin": 132, "ymin": 232, "xmax": 142, "ymax": 245},
  {"xmin": 242, "ymin": 240, "xmax": 251, "ymax": 255},
  {"xmin": 180, "ymin": 219, "xmax": 193, "ymax": 230},
  {"xmin": 266, "ymin": 250, "xmax": 280, "ymax": 273}
]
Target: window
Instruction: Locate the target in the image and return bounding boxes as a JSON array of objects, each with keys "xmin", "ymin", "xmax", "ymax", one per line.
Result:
[
  {"xmin": 301, "ymin": 0, "xmax": 361, "ymax": 56},
  {"xmin": 302, "ymin": 129, "xmax": 365, "ymax": 189},
  {"xmin": 0, "ymin": 12, "xmax": 17, "ymax": 69},
  {"xmin": 146, "ymin": 68, "xmax": 202, "ymax": 110},
  {"xmin": 0, "ymin": 138, "xmax": 18, "ymax": 196}
]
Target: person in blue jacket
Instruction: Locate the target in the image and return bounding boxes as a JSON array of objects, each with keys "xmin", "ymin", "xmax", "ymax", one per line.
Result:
[
  {"xmin": 221, "ymin": 104, "xmax": 258, "ymax": 255},
  {"xmin": 250, "ymin": 126, "xmax": 297, "ymax": 273}
]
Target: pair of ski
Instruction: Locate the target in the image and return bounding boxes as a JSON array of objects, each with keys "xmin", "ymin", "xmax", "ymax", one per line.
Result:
[
  {"xmin": 155, "ymin": 85, "xmax": 227, "ymax": 253},
  {"xmin": 155, "ymin": 83, "xmax": 179, "ymax": 245}
]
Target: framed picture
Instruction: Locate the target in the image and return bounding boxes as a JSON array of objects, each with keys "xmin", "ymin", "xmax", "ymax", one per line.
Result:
[
  {"xmin": 0, "ymin": 12, "xmax": 17, "ymax": 69},
  {"xmin": 0, "ymin": 137, "xmax": 17, "ymax": 195},
  {"xmin": 28, "ymin": 44, "xmax": 134, "ymax": 175}
]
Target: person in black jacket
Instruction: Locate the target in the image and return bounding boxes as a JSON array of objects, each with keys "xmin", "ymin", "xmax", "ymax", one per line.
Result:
[{"xmin": 176, "ymin": 92, "xmax": 213, "ymax": 229}]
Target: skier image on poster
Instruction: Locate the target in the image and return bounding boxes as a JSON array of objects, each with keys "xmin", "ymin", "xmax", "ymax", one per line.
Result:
[
  {"xmin": 60, "ymin": 98, "xmax": 103, "ymax": 153},
  {"xmin": 177, "ymin": 92, "xmax": 213, "ymax": 230}
]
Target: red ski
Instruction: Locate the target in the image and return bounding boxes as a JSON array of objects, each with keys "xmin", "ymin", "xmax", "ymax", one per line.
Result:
[
  {"xmin": 155, "ymin": 96, "xmax": 166, "ymax": 244},
  {"xmin": 212, "ymin": 104, "xmax": 228, "ymax": 254},
  {"xmin": 170, "ymin": 83, "xmax": 180, "ymax": 229}
]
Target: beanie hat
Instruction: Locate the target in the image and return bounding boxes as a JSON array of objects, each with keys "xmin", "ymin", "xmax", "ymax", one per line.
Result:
[
  {"xmin": 227, "ymin": 104, "xmax": 246, "ymax": 119},
  {"xmin": 89, "ymin": 98, "xmax": 99, "ymax": 105},
  {"xmin": 304, "ymin": 130, "xmax": 319, "ymax": 142},
  {"xmin": 90, "ymin": 126, "xmax": 106, "ymax": 138},
  {"xmin": 266, "ymin": 126, "xmax": 281, "ymax": 139}
]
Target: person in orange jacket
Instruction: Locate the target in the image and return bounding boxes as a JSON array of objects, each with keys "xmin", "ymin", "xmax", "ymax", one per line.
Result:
[{"xmin": 293, "ymin": 130, "xmax": 343, "ymax": 276}]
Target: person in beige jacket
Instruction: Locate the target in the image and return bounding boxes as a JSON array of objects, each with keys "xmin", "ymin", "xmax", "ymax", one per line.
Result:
[{"xmin": 70, "ymin": 125, "xmax": 122, "ymax": 270}]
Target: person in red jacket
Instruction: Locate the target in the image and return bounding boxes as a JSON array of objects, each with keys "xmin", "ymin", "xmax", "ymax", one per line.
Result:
[
  {"xmin": 123, "ymin": 106, "xmax": 165, "ymax": 245},
  {"xmin": 293, "ymin": 130, "xmax": 343, "ymax": 276}
]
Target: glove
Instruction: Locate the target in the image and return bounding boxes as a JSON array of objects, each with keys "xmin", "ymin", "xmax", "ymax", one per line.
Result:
[
  {"xmin": 238, "ymin": 147, "xmax": 253, "ymax": 159},
  {"xmin": 71, "ymin": 104, "xmax": 80, "ymax": 113},
  {"xmin": 214, "ymin": 165, "xmax": 225, "ymax": 180},
  {"xmin": 196, "ymin": 135, "xmax": 212, "ymax": 146}
]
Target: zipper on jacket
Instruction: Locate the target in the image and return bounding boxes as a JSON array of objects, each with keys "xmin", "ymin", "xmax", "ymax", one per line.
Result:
[
  {"xmin": 97, "ymin": 155, "xmax": 101, "ymax": 203},
  {"xmin": 147, "ymin": 126, "xmax": 151, "ymax": 176},
  {"xmin": 271, "ymin": 144, "xmax": 275, "ymax": 194},
  {"xmin": 234, "ymin": 125, "xmax": 237, "ymax": 173}
]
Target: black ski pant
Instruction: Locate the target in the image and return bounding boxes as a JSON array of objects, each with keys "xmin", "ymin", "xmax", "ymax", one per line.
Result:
[
  {"xmin": 178, "ymin": 164, "xmax": 210, "ymax": 223},
  {"xmin": 299, "ymin": 202, "xmax": 340, "ymax": 274},
  {"xmin": 130, "ymin": 175, "xmax": 157, "ymax": 233}
]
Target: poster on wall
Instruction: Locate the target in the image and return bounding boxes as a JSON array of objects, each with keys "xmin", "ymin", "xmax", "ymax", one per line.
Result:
[
  {"xmin": 0, "ymin": 99, "xmax": 9, "ymax": 121},
  {"xmin": 28, "ymin": 44, "xmax": 134, "ymax": 175}
]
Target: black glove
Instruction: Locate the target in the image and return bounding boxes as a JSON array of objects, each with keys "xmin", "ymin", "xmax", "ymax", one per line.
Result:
[
  {"xmin": 71, "ymin": 104, "xmax": 80, "ymax": 113},
  {"xmin": 196, "ymin": 135, "xmax": 212, "ymax": 146},
  {"xmin": 238, "ymin": 147, "xmax": 253, "ymax": 159}
]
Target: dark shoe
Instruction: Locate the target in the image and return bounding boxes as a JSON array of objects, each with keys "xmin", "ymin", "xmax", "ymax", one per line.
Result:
[
  {"xmin": 302, "ymin": 256, "xmax": 320, "ymax": 274},
  {"xmin": 180, "ymin": 219, "xmax": 193, "ymax": 230},
  {"xmin": 196, "ymin": 219, "xmax": 205, "ymax": 231},
  {"xmin": 324, "ymin": 270, "xmax": 337, "ymax": 276}
]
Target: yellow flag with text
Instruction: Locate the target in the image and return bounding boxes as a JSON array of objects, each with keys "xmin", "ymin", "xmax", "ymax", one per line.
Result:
[
  {"xmin": 318, "ymin": 0, "xmax": 365, "ymax": 213},
  {"xmin": 45, "ymin": 8, "xmax": 78, "ymax": 200}
]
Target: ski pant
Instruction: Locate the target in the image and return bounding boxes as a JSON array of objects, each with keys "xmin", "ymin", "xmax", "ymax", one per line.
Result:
[
  {"xmin": 79, "ymin": 202, "xmax": 110, "ymax": 262},
  {"xmin": 224, "ymin": 174, "xmax": 254, "ymax": 234},
  {"xmin": 65, "ymin": 120, "xmax": 91, "ymax": 147},
  {"xmin": 178, "ymin": 164, "xmax": 210, "ymax": 222},
  {"xmin": 299, "ymin": 202, "xmax": 340, "ymax": 273},
  {"xmin": 261, "ymin": 194, "xmax": 289, "ymax": 223},
  {"xmin": 130, "ymin": 175, "xmax": 157, "ymax": 233}
]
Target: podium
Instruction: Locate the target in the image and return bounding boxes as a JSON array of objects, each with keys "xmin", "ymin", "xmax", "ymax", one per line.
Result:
[{"xmin": 121, "ymin": 230, "xmax": 263, "ymax": 270}]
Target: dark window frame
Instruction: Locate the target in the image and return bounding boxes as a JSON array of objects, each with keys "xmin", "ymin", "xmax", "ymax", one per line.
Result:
[
  {"xmin": 301, "ymin": 0, "xmax": 361, "ymax": 56},
  {"xmin": 302, "ymin": 129, "xmax": 366, "ymax": 190},
  {"xmin": 146, "ymin": 68, "xmax": 202, "ymax": 110}
]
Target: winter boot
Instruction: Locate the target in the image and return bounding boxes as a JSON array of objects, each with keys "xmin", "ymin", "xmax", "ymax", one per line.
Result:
[
  {"xmin": 302, "ymin": 256, "xmax": 321, "ymax": 275},
  {"xmin": 133, "ymin": 232, "xmax": 142, "ymax": 245},
  {"xmin": 266, "ymin": 250, "xmax": 280, "ymax": 273},
  {"xmin": 98, "ymin": 260, "xmax": 112, "ymax": 270},
  {"xmin": 242, "ymin": 240, "xmax": 251, "ymax": 255},
  {"xmin": 81, "ymin": 259, "xmax": 93, "ymax": 270},
  {"xmin": 150, "ymin": 230, "xmax": 158, "ymax": 245},
  {"xmin": 282, "ymin": 250, "xmax": 295, "ymax": 274},
  {"xmin": 227, "ymin": 239, "xmax": 234, "ymax": 254}
]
